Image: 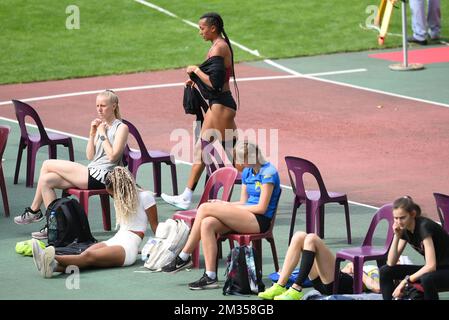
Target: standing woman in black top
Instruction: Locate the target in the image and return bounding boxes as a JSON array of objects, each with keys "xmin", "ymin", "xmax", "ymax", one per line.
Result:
[
  {"xmin": 380, "ymin": 196, "xmax": 449, "ymax": 300},
  {"xmin": 162, "ymin": 12, "xmax": 239, "ymax": 210}
]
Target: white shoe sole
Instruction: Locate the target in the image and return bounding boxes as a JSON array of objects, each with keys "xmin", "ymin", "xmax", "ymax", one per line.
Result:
[
  {"xmin": 31, "ymin": 239, "xmax": 43, "ymax": 272},
  {"xmin": 14, "ymin": 215, "xmax": 44, "ymax": 225},
  {"xmin": 165, "ymin": 260, "xmax": 193, "ymax": 274},
  {"xmin": 189, "ymin": 282, "xmax": 219, "ymax": 290},
  {"xmin": 161, "ymin": 194, "xmax": 190, "ymax": 211},
  {"xmin": 41, "ymin": 246, "xmax": 55, "ymax": 278}
]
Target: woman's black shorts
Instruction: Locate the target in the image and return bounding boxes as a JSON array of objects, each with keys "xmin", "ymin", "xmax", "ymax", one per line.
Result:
[
  {"xmin": 255, "ymin": 214, "xmax": 272, "ymax": 233},
  {"xmin": 209, "ymin": 91, "xmax": 237, "ymax": 111}
]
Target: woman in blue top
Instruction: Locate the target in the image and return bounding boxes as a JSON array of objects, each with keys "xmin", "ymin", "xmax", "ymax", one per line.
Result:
[{"xmin": 162, "ymin": 140, "xmax": 281, "ymax": 290}]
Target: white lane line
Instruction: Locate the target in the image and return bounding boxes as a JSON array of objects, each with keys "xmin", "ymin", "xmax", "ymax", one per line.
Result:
[
  {"xmin": 0, "ymin": 69, "xmax": 367, "ymax": 106},
  {"xmin": 280, "ymin": 184, "xmax": 379, "ymax": 210},
  {"xmin": 1, "ymin": 63, "xmax": 447, "ymax": 109},
  {"xmin": 135, "ymin": 0, "xmax": 261, "ymax": 57},
  {"xmin": 0, "ymin": 116, "xmax": 88, "ymax": 141}
]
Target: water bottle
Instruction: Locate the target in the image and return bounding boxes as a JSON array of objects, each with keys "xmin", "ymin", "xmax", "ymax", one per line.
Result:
[{"xmin": 48, "ymin": 210, "xmax": 58, "ymax": 245}]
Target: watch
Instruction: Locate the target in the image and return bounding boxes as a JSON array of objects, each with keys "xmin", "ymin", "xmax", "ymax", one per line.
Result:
[
  {"xmin": 404, "ymin": 275, "xmax": 412, "ymax": 284},
  {"xmin": 99, "ymin": 135, "xmax": 106, "ymax": 141}
]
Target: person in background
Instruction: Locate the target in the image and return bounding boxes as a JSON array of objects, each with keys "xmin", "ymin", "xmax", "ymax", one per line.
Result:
[
  {"xmin": 380, "ymin": 196, "xmax": 449, "ymax": 300},
  {"xmin": 408, "ymin": 0, "xmax": 441, "ymax": 45}
]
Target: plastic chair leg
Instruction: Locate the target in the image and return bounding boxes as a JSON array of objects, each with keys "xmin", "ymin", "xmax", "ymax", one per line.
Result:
[
  {"xmin": 170, "ymin": 163, "xmax": 178, "ymax": 195},
  {"xmin": 100, "ymin": 194, "xmax": 111, "ymax": 231},
  {"xmin": 0, "ymin": 167, "xmax": 10, "ymax": 217},
  {"xmin": 26, "ymin": 144, "xmax": 38, "ymax": 188},
  {"xmin": 67, "ymin": 140, "xmax": 75, "ymax": 162},
  {"xmin": 152, "ymin": 162, "xmax": 161, "ymax": 197},
  {"xmin": 14, "ymin": 140, "xmax": 25, "ymax": 184},
  {"xmin": 288, "ymin": 201, "xmax": 300, "ymax": 245},
  {"xmin": 343, "ymin": 201, "xmax": 352, "ymax": 244}
]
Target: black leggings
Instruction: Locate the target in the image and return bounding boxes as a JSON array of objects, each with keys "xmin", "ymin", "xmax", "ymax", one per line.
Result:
[{"xmin": 379, "ymin": 264, "xmax": 449, "ymax": 300}]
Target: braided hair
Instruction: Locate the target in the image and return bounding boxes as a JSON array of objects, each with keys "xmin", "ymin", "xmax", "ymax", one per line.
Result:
[
  {"xmin": 105, "ymin": 167, "xmax": 139, "ymax": 229},
  {"xmin": 200, "ymin": 12, "xmax": 240, "ymax": 108}
]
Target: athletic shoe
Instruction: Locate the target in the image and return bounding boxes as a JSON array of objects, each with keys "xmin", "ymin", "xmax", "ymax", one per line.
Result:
[
  {"xmin": 14, "ymin": 207, "xmax": 44, "ymax": 225},
  {"xmin": 161, "ymin": 193, "xmax": 191, "ymax": 210},
  {"xmin": 274, "ymin": 287, "xmax": 304, "ymax": 300},
  {"xmin": 161, "ymin": 256, "xmax": 193, "ymax": 273},
  {"xmin": 407, "ymin": 36, "xmax": 427, "ymax": 45},
  {"xmin": 40, "ymin": 246, "xmax": 56, "ymax": 278},
  {"xmin": 31, "ymin": 239, "xmax": 45, "ymax": 271},
  {"xmin": 188, "ymin": 273, "xmax": 219, "ymax": 290},
  {"xmin": 32, "ymin": 226, "xmax": 48, "ymax": 240},
  {"xmin": 258, "ymin": 283, "xmax": 287, "ymax": 300}
]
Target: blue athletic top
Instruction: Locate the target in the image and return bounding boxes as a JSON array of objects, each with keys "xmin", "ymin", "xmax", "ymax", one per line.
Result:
[{"xmin": 241, "ymin": 162, "xmax": 281, "ymax": 219}]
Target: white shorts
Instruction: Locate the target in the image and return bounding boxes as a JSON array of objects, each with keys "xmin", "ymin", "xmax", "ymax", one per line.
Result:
[{"xmin": 103, "ymin": 230, "xmax": 142, "ymax": 266}]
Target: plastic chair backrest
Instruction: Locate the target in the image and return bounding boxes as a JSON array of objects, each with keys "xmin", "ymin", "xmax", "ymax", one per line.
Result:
[
  {"xmin": 362, "ymin": 203, "xmax": 394, "ymax": 248},
  {"xmin": 434, "ymin": 193, "xmax": 449, "ymax": 233},
  {"xmin": 197, "ymin": 167, "xmax": 238, "ymax": 207},
  {"xmin": 121, "ymin": 119, "xmax": 149, "ymax": 157},
  {"xmin": 0, "ymin": 125, "xmax": 11, "ymax": 159},
  {"xmin": 12, "ymin": 100, "xmax": 49, "ymax": 141},
  {"xmin": 285, "ymin": 156, "xmax": 329, "ymax": 200},
  {"xmin": 201, "ymin": 139, "xmax": 227, "ymax": 177}
]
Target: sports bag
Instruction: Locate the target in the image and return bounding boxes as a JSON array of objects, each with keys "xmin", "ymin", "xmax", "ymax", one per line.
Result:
[
  {"xmin": 45, "ymin": 197, "xmax": 97, "ymax": 248},
  {"xmin": 222, "ymin": 245, "xmax": 265, "ymax": 295},
  {"xmin": 143, "ymin": 218, "xmax": 190, "ymax": 271}
]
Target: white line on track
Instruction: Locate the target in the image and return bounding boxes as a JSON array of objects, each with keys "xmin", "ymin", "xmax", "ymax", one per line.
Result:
[{"xmin": 0, "ymin": 69, "xmax": 367, "ymax": 106}]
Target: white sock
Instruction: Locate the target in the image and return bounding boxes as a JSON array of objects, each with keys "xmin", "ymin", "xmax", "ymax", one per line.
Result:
[
  {"xmin": 181, "ymin": 188, "xmax": 193, "ymax": 201},
  {"xmin": 179, "ymin": 251, "xmax": 190, "ymax": 261},
  {"xmin": 206, "ymin": 271, "xmax": 216, "ymax": 279}
]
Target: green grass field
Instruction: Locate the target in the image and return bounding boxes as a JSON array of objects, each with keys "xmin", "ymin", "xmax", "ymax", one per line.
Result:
[{"xmin": 0, "ymin": 0, "xmax": 447, "ymax": 84}]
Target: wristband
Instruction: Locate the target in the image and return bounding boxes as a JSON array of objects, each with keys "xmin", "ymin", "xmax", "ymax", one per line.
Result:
[{"xmin": 194, "ymin": 67, "xmax": 200, "ymax": 74}]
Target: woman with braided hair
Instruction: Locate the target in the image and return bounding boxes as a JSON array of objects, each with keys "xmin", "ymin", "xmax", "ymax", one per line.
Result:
[
  {"xmin": 31, "ymin": 167, "xmax": 158, "ymax": 278},
  {"xmin": 162, "ymin": 12, "xmax": 240, "ymax": 211}
]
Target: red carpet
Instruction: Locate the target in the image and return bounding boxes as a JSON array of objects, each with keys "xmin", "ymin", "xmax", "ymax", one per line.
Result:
[{"xmin": 369, "ymin": 46, "xmax": 449, "ymax": 64}]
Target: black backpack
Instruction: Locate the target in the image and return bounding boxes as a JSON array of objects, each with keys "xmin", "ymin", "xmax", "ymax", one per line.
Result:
[
  {"xmin": 45, "ymin": 197, "xmax": 97, "ymax": 248},
  {"xmin": 222, "ymin": 245, "xmax": 265, "ymax": 296}
]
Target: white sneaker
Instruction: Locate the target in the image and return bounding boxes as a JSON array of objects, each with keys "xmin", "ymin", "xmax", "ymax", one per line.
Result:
[
  {"xmin": 31, "ymin": 239, "xmax": 44, "ymax": 272},
  {"xmin": 161, "ymin": 193, "xmax": 191, "ymax": 210},
  {"xmin": 40, "ymin": 246, "xmax": 56, "ymax": 278}
]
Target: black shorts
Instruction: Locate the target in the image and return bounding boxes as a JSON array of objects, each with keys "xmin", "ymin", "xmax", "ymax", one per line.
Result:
[
  {"xmin": 255, "ymin": 214, "xmax": 272, "ymax": 233},
  {"xmin": 312, "ymin": 273, "xmax": 354, "ymax": 295},
  {"xmin": 209, "ymin": 91, "xmax": 237, "ymax": 111},
  {"xmin": 88, "ymin": 173, "xmax": 106, "ymax": 190}
]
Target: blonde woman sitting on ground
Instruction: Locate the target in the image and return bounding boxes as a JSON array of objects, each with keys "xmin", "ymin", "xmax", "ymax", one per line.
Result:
[{"xmin": 31, "ymin": 167, "xmax": 158, "ymax": 278}]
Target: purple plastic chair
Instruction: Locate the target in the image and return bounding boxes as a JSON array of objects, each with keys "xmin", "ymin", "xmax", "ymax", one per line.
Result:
[
  {"xmin": 285, "ymin": 156, "xmax": 351, "ymax": 244},
  {"xmin": 172, "ymin": 167, "xmax": 238, "ymax": 268},
  {"xmin": 201, "ymin": 139, "xmax": 241, "ymax": 185},
  {"xmin": 121, "ymin": 119, "xmax": 178, "ymax": 197},
  {"xmin": 333, "ymin": 203, "xmax": 394, "ymax": 294},
  {"xmin": 0, "ymin": 125, "xmax": 11, "ymax": 217},
  {"xmin": 63, "ymin": 187, "xmax": 111, "ymax": 231},
  {"xmin": 12, "ymin": 100, "xmax": 74, "ymax": 188},
  {"xmin": 434, "ymin": 193, "xmax": 449, "ymax": 233}
]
